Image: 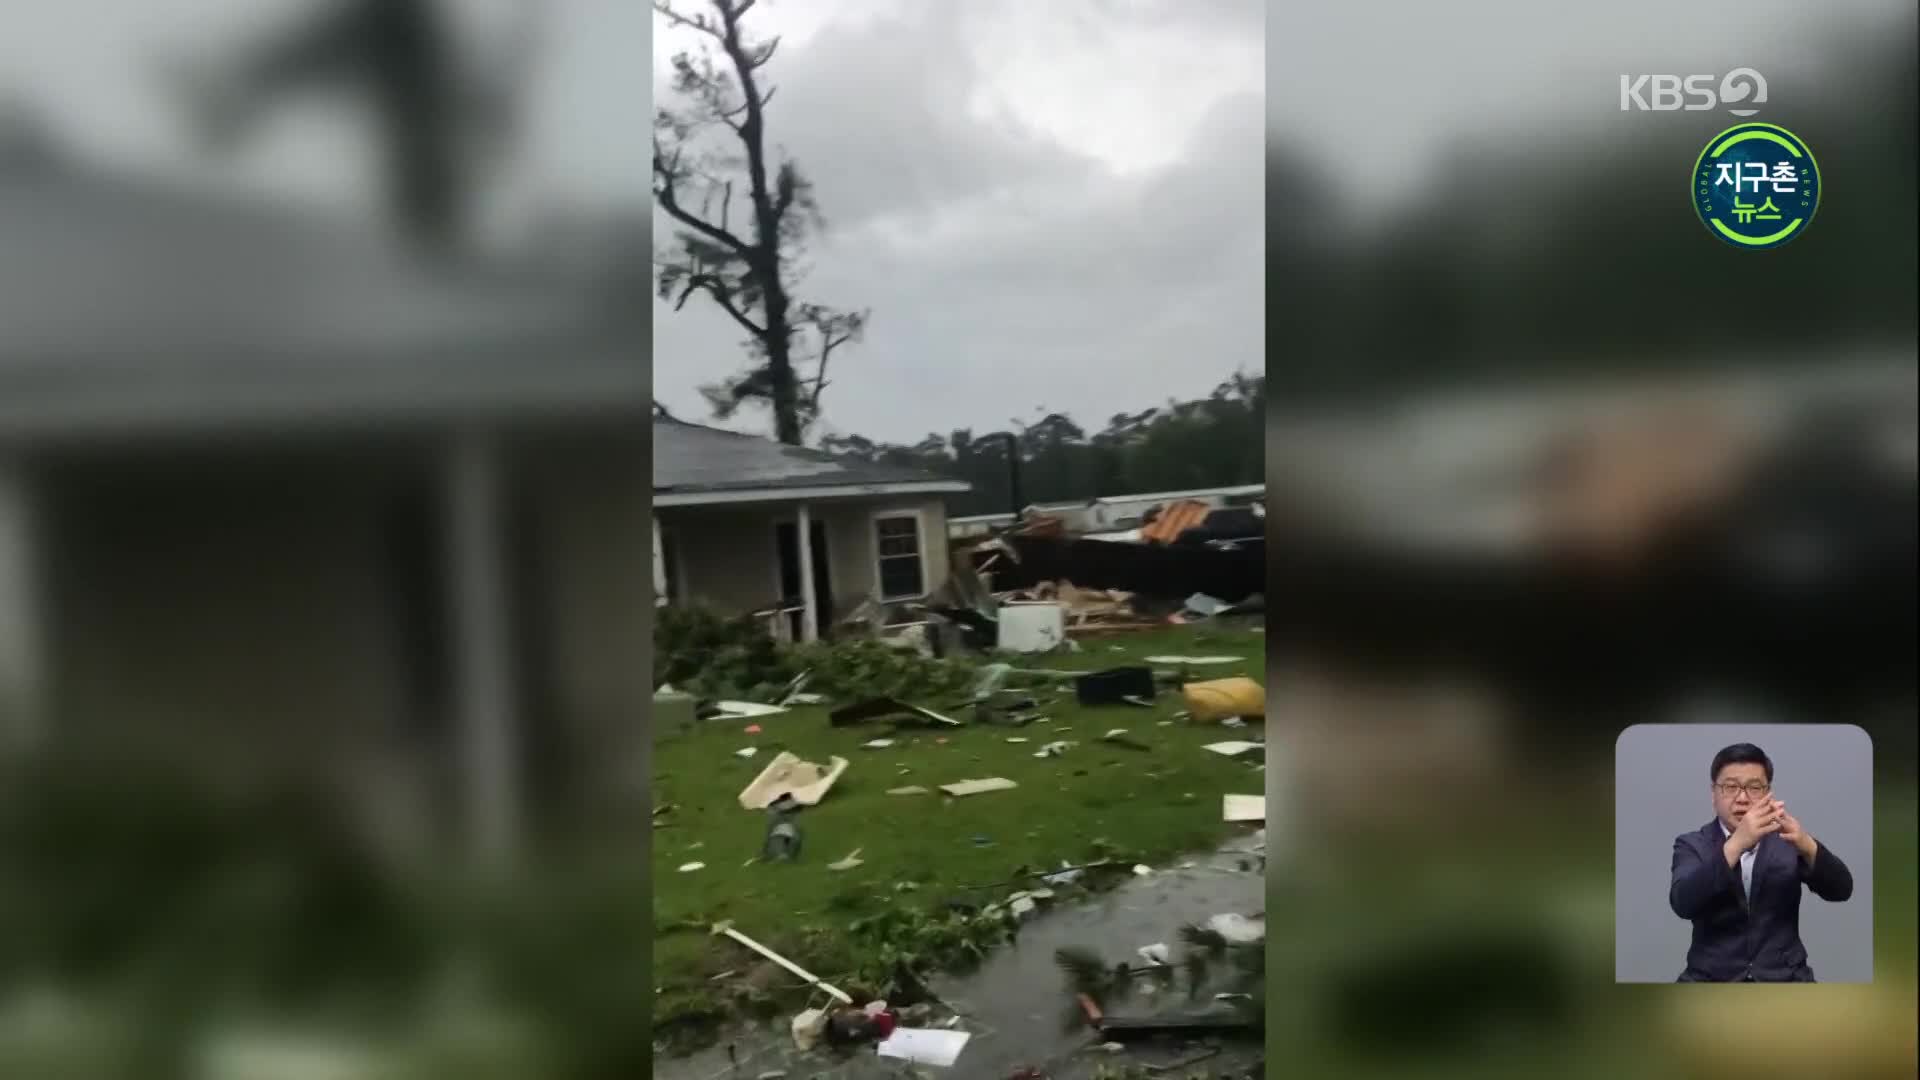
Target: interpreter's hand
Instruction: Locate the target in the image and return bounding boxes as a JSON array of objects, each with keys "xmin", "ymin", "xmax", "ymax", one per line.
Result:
[
  {"xmin": 1775, "ymin": 803, "xmax": 1818, "ymax": 860},
  {"xmin": 1728, "ymin": 799, "xmax": 1782, "ymax": 855}
]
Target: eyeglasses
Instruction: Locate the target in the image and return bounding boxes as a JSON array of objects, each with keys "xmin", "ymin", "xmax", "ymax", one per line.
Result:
[{"xmin": 1714, "ymin": 780, "xmax": 1772, "ymax": 798}]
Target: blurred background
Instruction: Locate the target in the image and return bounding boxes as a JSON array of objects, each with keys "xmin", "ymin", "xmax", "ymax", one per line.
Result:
[
  {"xmin": 1, "ymin": 2, "xmax": 649, "ymax": 1077},
  {"xmin": 1266, "ymin": 1, "xmax": 1915, "ymax": 1077}
]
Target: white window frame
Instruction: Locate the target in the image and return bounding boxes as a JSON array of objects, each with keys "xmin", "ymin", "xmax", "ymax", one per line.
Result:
[{"xmin": 870, "ymin": 508, "xmax": 928, "ymax": 602}]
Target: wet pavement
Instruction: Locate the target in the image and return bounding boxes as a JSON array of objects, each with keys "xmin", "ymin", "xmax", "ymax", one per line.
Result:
[{"xmin": 653, "ymin": 832, "xmax": 1266, "ymax": 1080}]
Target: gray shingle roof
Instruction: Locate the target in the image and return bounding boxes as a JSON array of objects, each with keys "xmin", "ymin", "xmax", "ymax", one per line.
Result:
[
  {"xmin": 0, "ymin": 133, "xmax": 645, "ymax": 438},
  {"xmin": 653, "ymin": 418, "xmax": 969, "ymax": 499}
]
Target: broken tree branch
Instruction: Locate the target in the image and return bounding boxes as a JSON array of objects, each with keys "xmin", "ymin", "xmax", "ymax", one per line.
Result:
[{"xmin": 675, "ymin": 274, "xmax": 767, "ymax": 337}]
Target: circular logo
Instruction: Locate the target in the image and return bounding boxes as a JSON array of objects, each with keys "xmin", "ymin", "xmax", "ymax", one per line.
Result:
[{"xmin": 1693, "ymin": 123, "xmax": 1819, "ymax": 249}]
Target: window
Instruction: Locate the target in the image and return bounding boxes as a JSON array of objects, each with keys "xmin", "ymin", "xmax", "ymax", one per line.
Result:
[{"xmin": 874, "ymin": 514, "xmax": 924, "ymax": 599}]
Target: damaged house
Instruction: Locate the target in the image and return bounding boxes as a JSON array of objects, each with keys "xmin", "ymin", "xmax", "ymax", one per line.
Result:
[
  {"xmin": 652, "ymin": 418, "xmax": 970, "ymax": 640},
  {"xmin": 1, "ymin": 123, "xmax": 648, "ymax": 864}
]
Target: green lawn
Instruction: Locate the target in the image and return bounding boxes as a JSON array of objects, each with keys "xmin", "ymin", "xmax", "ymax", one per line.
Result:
[{"xmin": 650, "ymin": 621, "xmax": 1267, "ymax": 1038}]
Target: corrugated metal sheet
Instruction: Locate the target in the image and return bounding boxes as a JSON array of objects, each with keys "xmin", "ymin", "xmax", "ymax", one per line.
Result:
[{"xmin": 1138, "ymin": 499, "xmax": 1212, "ymax": 544}]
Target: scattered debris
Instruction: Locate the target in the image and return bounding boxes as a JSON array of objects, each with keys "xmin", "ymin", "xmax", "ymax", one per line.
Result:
[
  {"xmin": 1102, "ymin": 729, "xmax": 1151, "ymax": 751},
  {"xmin": 756, "ymin": 1071, "xmax": 790, "ymax": 1080},
  {"xmin": 1182, "ymin": 593, "xmax": 1229, "ymax": 618},
  {"xmin": 862, "ymin": 738, "xmax": 896, "ymax": 749},
  {"xmin": 1221, "ymin": 717, "xmax": 1247, "ymax": 729},
  {"xmin": 1034, "ymin": 740, "xmax": 1076, "ymax": 758},
  {"xmin": 743, "ymin": 724, "xmax": 763, "ymax": 735},
  {"xmin": 1144, "ymin": 655, "xmax": 1242, "ymax": 665},
  {"xmin": 738, "ymin": 752, "xmax": 850, "ymax": 810},
  {"xmin": 887, "ymin": 785, "xmax": 931, "ymax": 796},
  {"xmin": 791, "ymin": 1008, "xmax": 829, "ymax": 1051},
  {"xmin": 831, "ymin": 697, "xmax": 964, "ymax": 728},
  {"xmin": 1222, "ymin": 795, "xmax": 1266, "ymax": 822},
  {"xmin": 1144, "ymin": 1047, "xmax": 1223, "ymax": 1073},
  {"xmin": 1009, "ymin": 895, "xmax": 1038, "ymax": 920},
  {"xmin": 1076, "ymin": 666, "xmax": 1156, "ymax": 706},
  {"xmin": 971, "ymin": 662, "xmax": 1014, "ymax": 700},
  {"xmin": 827, "ymin": 848, "xmax": 865, "ymax": 871},
  {"xmin": 677, "ymin": 862, "xmax": 705, "ymax": 873},
  {"xmin": 997, "ymin": 601, "xmax": 1066, "ymax": 653},
  {"xmin": 778, "ymin": 671, "xmax": 815, "ymax": 706},
  {"xmin": 1076, "ymin": 989, "xmax": 1257, "ymax": 1040},
  {"xmin": 716, "ymin": 700, "xmax": 788, "ymax": 719},
  {"xmin": 1182, "ymin": 677, "xmax": 1264, "ymax": 723},
  {"xmin": 1136, "ymin": 943, "xmax": 1171, "ymax": 966},
  {"xmin": 763, "ymin": 815, "xmax": 802, "ymax": 862},
  {"xmin": 1207, "ymin": 913, "xmax": 1266, "ymax": 945},
  {"xmin": 1202, "ymin": 741, "xmax": 1265, "ymax": 758},
  {"xmin": 940, "ymin": 777, "xmax": 1019, "ymax": 797},
  {"xmin": 735, "ymin": 747, "xmax": 759, "ymax": 758},
  {"xmin": 785, "ymin": 692, "xmax": 828, "ymax": 705},
  {"xmin": 715, "ymin": 925, "xmax": 854, "ymax": 1005},
  {"xmin": 1132, "ymin": 864, "xmax": 1153, "ymax": 876},
  {"xmin": 1006, "ymin": 736, "xmax": 1029, "ymax": 743},
  {"xmin": 876, "ymin": 1027, "xmax": 972, "ymax": 1067}
]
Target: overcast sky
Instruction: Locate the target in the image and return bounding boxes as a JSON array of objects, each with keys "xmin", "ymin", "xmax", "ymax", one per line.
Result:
[
  {"xmin": 1268, "ymin": 0, "xmax": 1910, "ymax": 216},
  {"xmin": 651, "ymin": 0, "xmax": 1266, "ymax": 445},
  {"xmin": 0, "ymin": 0, "xmax": 649, "ymax": 224},
  {"xmin": 9, "ymin": 1, "xmax": 1906, "ymax": 446}
]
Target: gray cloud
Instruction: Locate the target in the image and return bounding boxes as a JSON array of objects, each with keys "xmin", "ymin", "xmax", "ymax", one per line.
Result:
[{"xmin": 652, "ymin": 0, "xmax": 1264, "ymax": 444}]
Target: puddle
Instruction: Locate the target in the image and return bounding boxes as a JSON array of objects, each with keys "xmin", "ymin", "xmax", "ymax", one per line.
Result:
[{"xmin": 652, "ymin": 836, "xmax": 1266, "ymax": 1079}]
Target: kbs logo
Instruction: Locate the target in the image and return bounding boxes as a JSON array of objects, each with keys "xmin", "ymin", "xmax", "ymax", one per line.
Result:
[{"xmin": 1620, "ymin": 69, "xmax": 1767, "ymax": 115}]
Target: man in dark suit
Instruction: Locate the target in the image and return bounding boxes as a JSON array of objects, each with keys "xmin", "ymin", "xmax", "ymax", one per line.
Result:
[{"xmin": 1669, "ymin": 742, "xmax": 1854, "ymax": 982}]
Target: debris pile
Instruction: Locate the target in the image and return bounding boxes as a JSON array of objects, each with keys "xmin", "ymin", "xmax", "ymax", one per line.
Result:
[{"xmin": 1054, "ymin": 908, "xmax": 1265, "ymax": 1043}]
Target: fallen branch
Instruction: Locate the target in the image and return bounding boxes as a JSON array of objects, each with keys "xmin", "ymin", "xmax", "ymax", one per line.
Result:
[
  {"xmin": 712, "ymin": 925, "xmax": 853, "ymax": 1005},
  {"xmin": 953, "ymin": 860, "xmax": 1124, "ymax": 891}
]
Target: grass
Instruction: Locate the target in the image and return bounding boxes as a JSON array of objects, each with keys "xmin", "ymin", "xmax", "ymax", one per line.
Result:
[{"xmin": 649, "ymin": 621, "xmax": 1267, "ymax": 1047}]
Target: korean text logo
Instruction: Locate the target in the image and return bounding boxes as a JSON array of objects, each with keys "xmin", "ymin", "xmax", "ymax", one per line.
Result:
[
  {"xmin": 1622, "ymin": 69, "xmax": 1767, "ymax": 115},
  {"xmin": 1693, "ymin": 123, "xmax": 1819, "ymax": 249}
]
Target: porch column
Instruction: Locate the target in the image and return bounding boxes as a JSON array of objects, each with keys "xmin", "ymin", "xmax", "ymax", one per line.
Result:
[
  {"xmin": 797, "ymin": 502, "xmax": 819, "ymax": 642},
  {"xmin": 443, "ymin": 429, "xmax": 520, "ymax": 868},
  {"xmin": 0, "ymin": 458, "xmax": 46, "ymax": 749},
  {"xmin": 652, "ymin": 515, "xmax": 667, "ymax": 606}
]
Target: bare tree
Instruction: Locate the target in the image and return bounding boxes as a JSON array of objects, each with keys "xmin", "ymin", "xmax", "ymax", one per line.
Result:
[
  {"xmin": 653, "ymin": 0, "xmax": 868, "ymax": 445},
  {"xmin": 172, "ymin": 0, "xmax": 543, "ymax": 255}
]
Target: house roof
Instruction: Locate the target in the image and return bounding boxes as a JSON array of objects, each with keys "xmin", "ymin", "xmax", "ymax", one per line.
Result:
[
  {"xmin": 0, "ymin": 123, "xmax": 645, "ymax": 441},
  {"xmin": 653, "ymin": 417, "xmax": 970, "ymax": 505},
  {"xmin": 1138, "ymin": 499, "xmax": 1214, "ymax": 544}
]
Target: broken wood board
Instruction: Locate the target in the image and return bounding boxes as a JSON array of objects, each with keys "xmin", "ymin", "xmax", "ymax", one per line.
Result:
[
  {"xmin": 887, "ymin": 785, "xmax": 931, "ymax": 796},
  {"xmin": 714, "ymin": 700, "xmax": 788, "ymax": 718},
  {"xmin": 1144, "ymin": 655, "xmax": 1243, "ymax": 665},
  {"xmin": 737, "ymin": 752, "xmax": 850, "ymax": 810},
  {"xmin": 1202, "ymin": 741, "xmax": 1266, "ymax": 758},
  {"xmin": 940, "ymin": 777, "xmax": 1018, "ymax": 797},
  {"xmin": 715, "ymin": 926, "xmax": 853, "ymax": 1005},
  {"xmin": 1223, "ymin": 794, "xmax": 1266, "ymax": 822}
]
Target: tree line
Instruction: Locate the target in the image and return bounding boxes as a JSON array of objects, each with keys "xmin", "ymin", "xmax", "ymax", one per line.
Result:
[{"xmin": 818, "ymin": 371, "xmax": 1263, "ymax": 517}]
